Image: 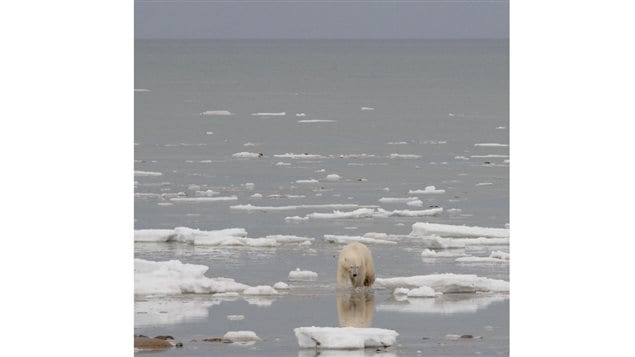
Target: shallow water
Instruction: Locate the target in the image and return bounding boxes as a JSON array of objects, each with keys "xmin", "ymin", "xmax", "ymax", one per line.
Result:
[{"xmin": 135, "ymin": 39, "xmax": 509, "ymax": 355}]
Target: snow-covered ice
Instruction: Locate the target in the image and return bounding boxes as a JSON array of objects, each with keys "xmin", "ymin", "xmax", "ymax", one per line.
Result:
[
  {"xmin": 298, "ymin": 119, "xmax": 336, "ymax": 123},
  {"xmin": 233, "ymin": 152, "xmax": 262, "ymax": 158},
  {"xmin": 375, "ymin": 273, "xmax": 509, "ymax": 293},
  {"xmin": 274, "ymin": 153, "xmax": 326, "ymax": 159},
  {"xmin": 289, "ymin": 268, "xmax": 318, "ymax": 280},
  {"xmin": 134, "ymin": 170, "xmax": 162, "ymax": 177},
  {"xmin": 324, "ymin": 235, "xmax": 397, "ymax": 245},
  {"xmin": 265, "ymin": 235, "xmax": 314, "ymax": 243},
  {"xmin": 408, "ymin": 186, "xmax": 445, "ymax": 194},
  {"xmin": 294, "ymin": 327, "xmax": 398, "ymax": 349},
  {"xmin": 250, "ymin": 193, "xmax": 263, "ymax": 198},
  {"xmin": 420, "ymin": 249, "xmax": 467, "ymax": 257},
  {"xmin": 406, "ymin": 199, "xmax": 423, "ymax": 207},
  {"xmin": 275, "ymin": 161, "xmax": 291, "ymax": 166},
  {"xmin": 227, "ymin": 315, "xmax": 245, "ymax": 321},
  {"xmin": 307, "ymin": 208, "xmax": 375, "ymax": 219},
  {"xmin": 242, "ymin": 285, "xmax": 279, "ymax": 295},
  {"xmin": 490, "ymin": 250, "xmax": 510, "ymax": 260},
  {"xmin": 475, "ymin": 182, "xmax": 493, "ymax": 186},
  {"xmin": 296, "ymin": 179, "xmax": 319, "ymax": 184},
  {"xmin": 407, "ymin": 286, "xmax": 437, "ymax": 298},
  {"xmin": 326, "ymin": 174, "xmax": 341, "ymax": 181},
  {"xmin": 223, "ymin": 331, "xmax": 261, "ymax": 342},
  {"xmin": 201, "ymin": 110, "xmax": 232, "ymax": 116},
  {"xmin": 134, "ymin": 259, "xmax": 249, "ymax": 295},
  {"xmin": 411, "ymin": 222, "xmax": 510, "ymax": 238},
  {"xmin": 273, "ymin": 282, "xmax": 290, "ymax": 290}
]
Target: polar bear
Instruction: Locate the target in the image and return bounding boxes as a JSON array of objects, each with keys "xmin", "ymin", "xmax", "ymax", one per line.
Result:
[{"xmin": 337, "ymin": 242, "xmax": 375, "ymax": 288}]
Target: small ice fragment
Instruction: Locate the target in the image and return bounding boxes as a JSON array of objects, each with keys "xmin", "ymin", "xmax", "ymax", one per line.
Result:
[
  {"xmin": 273, "ymin": 282, "xmax": 289, "ymax": 290},
  {"xmin": 227, "ymin": 315, "xmax": 245, "ymax": 321},
  {"xmin": 326, "ymin": 174, "xmax": 341, "ymax": 181},
  {"xmin": 407, "ymin": 286, "xmax": 436, "ymax": 298},
  {"xmin": 288, "ymin": 268, "xmax": 318, "ymax": 280},
  {"xmin": 223, "ymin": 331, "xmax": 261, "ymax": 342},
  {"xmin": 201, "ymin": 110, "xmax": 232, "ymax": 116}
]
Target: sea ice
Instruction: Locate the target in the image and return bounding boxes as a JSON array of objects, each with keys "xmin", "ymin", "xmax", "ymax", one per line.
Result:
[
  {"xmin": 324, "ymin": 235, "xmax": 396, "ymax": 245},
  {"xmin": 169, "ymin": 196, "xmax": 238, "ymax": 202},
  {"xmin": 223, "ymin": 331, "xmax": 261, "ymax": 342},
  {"xmin": 242, "ymin": 285, "xmax": 279, "ymax": 295},
  {"xmin": 378, "ymin": 197, "xmax": 419, "ymax": 203},
  {"xmin": 134, "ymin": 229, "xmax": 177, "ymax": 242},
  {"xmin": 411, "ymin": 222, "xmax": 510, "ymax": 238},
  {"xmin": 274, "ymin": 153, "xmax": 326, "ymax": 159},
  {"xmin": 389, "ymin": 154, "xmax": 421, "ymax": 159},
  {"xmin": 251, "ymin": 112, "xmax": 286, "ymax": 116},
  {"xmin": 360, "ymin": 107, "xmax": 375, "ymax": 111},
  {"xmin": 294, "ymin": 327, "xmax": 398, "ymax": 349},
  {"xmin": 230, "ymin": 203, "xmax": 362, "ymax": 211},
  {"xmin": 134, "ymin": 170, "xmax": 162, "ymax": 177},
  {"xmin": 407, "ymin": 286, "xmax": 437, "ymax": 298},
  {"xmin": 326, "ymin": 174, "xmax": 341, "ymax": 181},
  {"xmin": 227, "ymin": 315, "xmax": 245, "ymax": 321},
  {"xmin": 298, "ymin": 119, "xmax": 336, "ymax": 123},
  {"xmin": 296, "ymin": 179, "xmax": 319, "ymax": 184},
  {"xmin": 375, "ymin": 273, "xmax": 509, "ymax": 293},
  {"xmin": 273, "ymin": 282, "xmax": 290, "ymax": 290},
  {"xmin": 232, "ymin": 152, "xmax": 262, "ymax": 158},
  {"xmin": 200, "ymin": 110, "xmax": 232, "ymax": 116},
  {"xmin": 474, "ymin": 143, "xmax": 509, "ymax": 147},
  {"xmin": 408, "ymin": 186, "xmax": 445, "ymax": 194},
  {"xmin": 288, "ymin": 268, "xmax": 318, "ymax": 280},
  {"xmin": 406, "ymin": 199, "xmax": 423, "ymax": 207}
]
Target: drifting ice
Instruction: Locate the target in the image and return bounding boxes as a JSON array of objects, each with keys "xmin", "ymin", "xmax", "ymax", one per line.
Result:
[{"xmin": 294, "ymin": 327, "xmax": 398, "ymax": 349}]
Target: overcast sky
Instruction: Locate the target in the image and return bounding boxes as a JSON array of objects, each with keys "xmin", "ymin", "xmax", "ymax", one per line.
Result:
[{"xmin": 135, "ymin": 0, "xmax": 509, "ymax": 39}]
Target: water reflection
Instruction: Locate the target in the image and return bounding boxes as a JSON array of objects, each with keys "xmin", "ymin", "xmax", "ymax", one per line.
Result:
[
  {"xmin": 336, "ymin": 290, "xmax": 375, "ymax": 328},
  {"xmin": 377, "ymin": 293, "xmax": 508, "ymax": 314}
]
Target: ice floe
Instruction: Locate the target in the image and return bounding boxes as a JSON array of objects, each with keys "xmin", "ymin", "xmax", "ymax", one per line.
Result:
[
  {"xmin": 242, "ymin": 285, "xmax": 279, "ymax": 295},
  {"xmin": 173, "ymin": 227, "xmax": 275, "ymax": 246},
  {"xmin": 389, "ymin": 153, "xmax": 421, "ymax": 159},
  {"xmin": 360, "ymin": 107, "xmax": 375, "ymax": 111},
  {"xmin": 298, "ymin": 119, "xmax": 336, "ymax": 123},
  {"xmin": 288, "ymin": 268, "xmax": 318, "ymax": 280},
  {"xmin": 232, "ymin": 152, "xmax": 262, "ymax": 158},
  {"xmin": 273, "ymin": 282, "xmax": 290, "ymax": 290},
  {"xmin": 294, "ymin": 327, "xmax": 398, "ymax": 349},
  {"xmin": 490, "ymin": 250, "xmax": 510, "ymax": 260},
  {"xmin": 134, "ymin": 88, "xmax": 151, "ymax": 92},
  {"xmin": 250, "ymin": 193, "xmax": 263, "ymax": 198},
  {"xmin": 324, "ymin": 235, "xmax": 397, "ymax": 245},
  {"xmin": 455, "ymin": 255, "xmax": 509, "ymax": 264},
  {"xmin": 201, "ymin": 110, "xmax": 232, "ymax": 116},
  {"xmin": 470, "ymin": 154, "xmax": 509, "ymax": 158},
  {"xmin": 475, "ymin": 182, "xmax": 493, "ymax": 186},
  {"xmin": 227, "ymin": 315, "xmax": 245, "ymax": 321},
  {"xmin": 408, "ymin": 186, "xmax": 445, "ymax": 194},
  {"xmin": 416, "ymin": 236, "xmax": 509, "ymax": 249},
  {"xmin": 223, "ymin": 331, "xmax": 261, "ymax": 342},
  {"xmin": 407, "ymin": 286, "xmax": 437, "ymax": 298},
  {"xmin": 264, "ymin": 235, "xmax": 314, "ymax": 243},
  {"xmin": 292, "ymin": 207, "xmax": 442, "ymax": 221},
  {"xmin": 195, "ymin": 189, "xmax": 219, "ymax": 196},
  {"xmin": 296, "ymin": 179, "xmax": 319, "ymax": 184},
  {"xmin": 307, "ymin": 208, "xmax": 375, "ymax": 219},
  {"xmin": 134, "ymin": 259, "xmax": 249, "ymax": 295},
  {"xmin": 169, "ymin": 196, "xmax": 238, "ymax": 203},
  {"xmin": 275, "ymin": 161, "xmax": 291, "ymax": 166},
  {"xmin": 406, "ymin": 199, "xmax": 423, "ymax": 207},
  {"xmin": 296, "ymin": 113, "xmax": 306, "ymax": 117},
  {"xmin": 326, "ymin": 174, "xmax": 341, "ymax": 181},
  {"xmin": 378, "ymin": 197, "xmax": 419, "ymax": 203},
  {"xmin": 411, "ymin": 222, "xmax": 510, "ymax": 238},
  {"xmin": 375, "ymin": 273, "xmax": 509, "ymax": 293},
  {"xmin": 134, "ymin": 170, "xmax": 162, "ymax": 177}
]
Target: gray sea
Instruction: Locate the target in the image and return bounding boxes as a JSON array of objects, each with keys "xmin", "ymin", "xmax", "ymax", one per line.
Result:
[{"xmin": 134, "ymin": 39, "xmax": 509, "ymax": 356}]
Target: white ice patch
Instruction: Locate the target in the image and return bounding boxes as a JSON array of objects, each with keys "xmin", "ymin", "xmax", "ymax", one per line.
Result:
[
  {"xmin": 474, "ymin": 143, "xmax": 509, "ymax": 147},
  {"xmin": 407, "ymin": 286, "xmax": 437, "ymax": 298},
  {"xmin": 275, "ymin": 162, "xmax": 291, "ymax": 166},
  {"xmin": 250, "ymin": 193, "xmax": 263, "ymax": 198},
  {"xmin": 475, "ymin": 182, "xmax": 493, "ymax": 186},
  {"xmin": 169, "ymin": 196, "xmax": 238, "ymax": 203},
  {"xmin": 411, "ymin": 222, "xmax": 510, "ymax": 238},
  {"xmin": 389, "ymin": 154, "xmax": 421, "ymax": 159},
  {"xmin": 242, "ymin": 285, "xmax": 278, "ymax": 295},
  {"xmin": 232, "ymin": 152, "xmax": 262, "ymax": 158},
  {"xmin": 378, "ymin": 197, "xmax": 419, "ymax": 203},
  {"xmin": 230, "ymin": 203, "xmax": 363, "ymax": 211},
  {"xmin": 408, "ymin": 186, "xmax": 445, "ymax": 194},
  {"xmin": 490, "ymin": 250, "xmax": 510, "ymax": 260},
  {"xmin": 360, "ymin": 107, "xmax": 375, "ymax": 111},
  {"xmin": 251, "ymin": 112, "xmax": 286, "ymax": 116},
  {"xmin": 455, "ymin": 256, "xmax": 509, "ymax": 264},
  {"xmin": 387, "ymin": 141, "xmax": 408, "ymax": 145},
  {"xmin": 375, "ymin": 273, "xmax": 509, "ymax": 293},
  {"xmin": 326, "ymin": 174, "xmax": 341, "ymax": 181},
  {"xmin": 288, "ymin": 268, "xmax": 318, "ymax": 280},
  {"xmin": 265, "ymin": 235, "xmax": 314, "ymax": 243},
  {"xmin": 296, "ymin": 179, "xmax": 319, "ymax": 184},
  {"xmin": 201, "ymin": 110, "xmax": 232, "ymax": 116},
  {"xmin": 417, "ymin": 236, "xmax": 509, "ymax": 249},
  {"xmin": 470, "ymin": 154, "xmax": 509, "ymax": 158},
  {"xmin": 307, "ymin": 208, "xmax": 375, "ymax": 219},
  {"xmin": 134, "ymin": 259, "xmax": 249, "ymax": 295},
  {"xmin": 134, "ymin": 229, "xmax": 177, "ymax": 242},
  {"xmin": 294, "ymin": 327, "xmax": 398, "ymax": 349},
  {"xmin": 273, "ymin": 282, "xmax": 289, "ymax": 290},
  {"xmin": 134, "ymin": 170, "xmax": 162, "ymax": 177},
  {"xmin": 393, "ymin": 288, "xmax": 410, "ymax": 296},
  {"xmin": 195, "ymin": 189, "xmax": 219, "ymax": 197},
  {"xmin": 295, "ymin": 207, "xmax": 442, "ymax": 221},
  {"xmin": 227, "ymin": 315, "xmax": 245, "ymax": 321},
  {"xmin": 274, "ymin": 153, "xmax": 326, "ymax": 159},
  {"xmin": 134, "ymin": 88, "xmax": 151, "ymax": 92},
  {"xmin": 324, "ymin": 235, "xmax": 397, "ymax": 245},
  {"xmin": 296, "ymin": 113, "xmax": 306, "ymax": 117},
  {"xmin": 406, "ymin": 200, "xmax": 423, "ymax": 207},
  {"xmin": 173, "ymin": 227, "xmax": 277, "ymax": 247},
  {"xmin": 223, "ymin": 331, "xmax": 261, "ymax": 342}
]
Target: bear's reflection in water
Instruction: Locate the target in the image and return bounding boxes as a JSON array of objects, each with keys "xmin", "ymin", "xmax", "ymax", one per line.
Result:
[{"xmin": 336, "ymin": 290, "xmax": 375, "ymax": 328}]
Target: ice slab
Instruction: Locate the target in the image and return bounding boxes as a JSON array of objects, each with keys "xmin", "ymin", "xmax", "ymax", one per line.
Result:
[
  {"xmin": 408, "ymin": 186, "xmax": 445, "ymax": 194},
  {"xmin": 288, "ymin": 268, "xmax": 318, "ymax": 280},
  {"xmin": 411, "ymin": 222, "xmax": 510, "ymax": 238},
  {"xmin": 294, "ymin": 327, "xmax": 398, "ymax": 349},
  {"xmin": 134, "ymin": 170, "xmax": 162, "ymax": 177},
  {"xmin": 324, "ymin": 235, "xmax": 397, "ymax": 245},
  {"xmin": 232, "ymin": 152, "xmax": 262, "ymax": 158},
  {"xmin": 375, "ymin": 273, "xmax": 509, "ymax": 293},
  {"xmin": 201, "ymin": 110, "xmax": 232, "ymax": 116}
]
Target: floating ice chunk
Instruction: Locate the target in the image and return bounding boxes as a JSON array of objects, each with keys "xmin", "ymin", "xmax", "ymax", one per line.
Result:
[
  {"xmin": 195, "ymin": 189, "xmax": 219, "ymax": 197},
  {"xmin": 173, "ymin": 227, "xmax": 277, "ymax": 247},
  {"xmin": 201, "ymin": 110, "xmax": 232, "ymax": 116},
  {"xmin": 496, "ymin": 126, "xmax": 507, "ymax": 129},
  {"xmin": 265, "ymin": 235, "xmax": 314, "ymax": 243},
  {"xmin": 170, "ymin": 196, "xmax": 238, "ymax": 202},
  {"xmin": 411, "ymin": 222, "xmax": 510, "ymax": 238},
  {"xmin": 243, "ymin": 285, "xmax": 278, "ymax": 295},
  {"xmin": 285, "ymin": 216, "xmax": 309, "ymax": 222},
  {"xmin": 231, "ymin": 203, "xmax": 363, "ymax": 211},
  {"xmin": 307, "ymin": 208, "xmax": 375, "ymax": 219},
  {"xmin": 274, "ymin": 153, "xmax": 326, "ymax": 159},
  {"xmin": 387, "ymin": 141, "xmax": 408, "ymax": 145},
  {"xmin": 294, "ymin": 327, "xmax": 398, "ymax": 349},
  {"xmin": 251, "ymin": 112, "xmax": 286, "ymax": 116},
  {"xmin": 244, "ymin": 182, "xmax": 255, "ymax": 190},
  {"xmin": 326, "ymin": 174, "xmax": 341, "ymax": 181},
  {"xmin": 275, "ymin": 162, "xmax": 291, "ymax": 166},
  {"xmin": 250, "ymin": 193, "xmax": 263, "ymax": 198},
  {"xmin": 324, "ymin": 235, "xmax": 397, "ymax": 245},
  {"xmin": 455, "ymin": 256, "xmax": 509, "ymax": 264},
  {"xmin": 223, "ymin": 331, "xmax": 261, "ymax": 342},
  {"xmin": 408, "ymin": 186, "xmax": 445, "ymax": 194},
  {"xmin": 470, "ymin": 154, "xmax": 509, "ymax": 158},
  {"xmin": 374, "ymin": 208, "xmax": 443, "ymax": 218},
  {"xmin": 393, "ymin": 288, "xmax": 410, "ymax": 296},
  {"xmin": 227, "ymin": 315, "xmax": 245, "ymax": 321},
  {"xmin": 288, "ymin": 268, "xmax": 318, "ymax": 280},
  {"xmin": 206, "ymin": 131, "xmax": 214, "ymax": 135},
  {"xmin": 474, "ymin": 143, "xmax": 509, "ymax": 147},
  {"xmin": 134, "ymin": 229, "xmax": 177, "ymax": 242},
  {"xmin": 360, "ymin": 107, "xmax": 375, "ymax": 111},
  {"xmin": 243, "ymin": 142, "xmax": 258, "ymax": 147},
  {"xmin": 389, "ymin": 154, "xmax": 421, "ymax": 159},
  {"xmin": 337, "ymin": 153, "xmax": 376, "ymax": 159},
  {"xmin": 454, "ymin": 156, "xmax": 470, "ymax": 160},
  {"xmin": 406, "ymin": 199, "xmax": 423, "ymax": 207},
  {"xmin": 298, "ymin": 119, "xmax": 336, "ymax": 123},
  {"xmin": 134, "ymin": 170, "xmax": 162, "ymax": 177},
  {"xmin": 273, "ymin": 282, "xmax": 289, "ymax": 290},
  {"xmin": 134, "ymin": 88, "xmax": 151, "ymax": 92},
  {"xmin": 233, "ymin": 152, "xmax": 262, "ymax": 159},
  {"xmin": 378, "ymin": 294, "xmax": 509, "ymax": 314},
  {"xmin": 296, "ymin": 113, "xmax": 306, "ymax": 117},
  {"xmin": 378, "ymin": 197, "xmax": 419, "ymax": 203},
  {"xmin": 407, "ymin": 286, "xmax": 437, "ymax": 298},
  {"xmin": 475, "ymin": 182, "xmax": 493, "ymax": 186},
  {"xmin": 375, "ymin": 273, "xmax": 509, "ymax": 293},
  {"xmin": 296, "ymin": 179, "xmax": 319, "ymax": 184},
  {"xmin": 134, "ymin": 259, "xmax": 249, "ymax": 295}
]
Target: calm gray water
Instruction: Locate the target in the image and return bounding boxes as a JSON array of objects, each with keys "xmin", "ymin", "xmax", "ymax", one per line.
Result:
[{"xmin": 135, "ymin": 39, "xmax": 509, "ymax": 356}]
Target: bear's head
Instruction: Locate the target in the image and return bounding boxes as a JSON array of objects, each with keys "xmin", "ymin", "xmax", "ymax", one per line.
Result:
[{"xmin": 342, "ymin": 255, "xmax": 363, "ymax": 281}]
